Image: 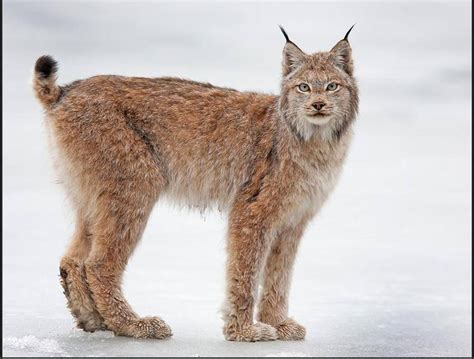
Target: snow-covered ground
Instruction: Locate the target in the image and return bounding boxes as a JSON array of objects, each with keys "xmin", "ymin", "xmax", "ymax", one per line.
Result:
[{"xmin": 3, "ymin": 0, "xmax": 471, "ymax": 356}]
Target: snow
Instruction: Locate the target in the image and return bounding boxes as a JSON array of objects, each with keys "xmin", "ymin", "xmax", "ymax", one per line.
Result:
[
  {"xmin": 3, "ymin": 336, "xmax": 67, "ymax": 357},
  {"xmin": 265, "ymin": 353, "xmax": 310, "ymax": 357},
  {"xmin": 3, "ymin": 0, "xmax": 471, "ymax": 357}
]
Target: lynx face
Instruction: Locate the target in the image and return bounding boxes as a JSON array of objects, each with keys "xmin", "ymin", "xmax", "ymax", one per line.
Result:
[{"xmin": 278, "ymin": 29, "xmax": 358, "ymax": 141}]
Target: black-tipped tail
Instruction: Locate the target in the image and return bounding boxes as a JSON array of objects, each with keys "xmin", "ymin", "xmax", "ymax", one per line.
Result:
[
  {"xmin": 35, "ymin": 55, "xmax": 58, "ymax": 79},
  {"xmin": 33, "ymin": 55, "xmax": 61, "ymax": 108}
]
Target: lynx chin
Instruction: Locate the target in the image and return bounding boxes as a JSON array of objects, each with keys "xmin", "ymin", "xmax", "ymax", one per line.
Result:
[{"xmin": 33, "ymin": 26, "xmax": 358, "ymax": 342}]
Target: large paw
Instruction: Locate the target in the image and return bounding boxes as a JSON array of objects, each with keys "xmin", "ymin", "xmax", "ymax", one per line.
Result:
[
  {"xmin": 75, "ymin": 311, "xmax": 108, "ymax": 333},
  {"xmin": 115, "ymin": 316, "xmax": 173, "ymax": 339},
  {"xmin": 224, "ymin": 322, "xmax": 278, "ymax": 342},
  {"xmin": 275, "ymin": 318, "xmax": 306, "ymax": 340},
  {"xmin": 59, "ymin": 264, "xmax": 107, "ymax": 333}
]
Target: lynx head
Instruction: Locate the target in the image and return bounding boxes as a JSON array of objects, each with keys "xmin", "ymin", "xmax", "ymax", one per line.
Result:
[{"xmin": 278, "ymin": 26, "xmax": 359, "ymax": 141}]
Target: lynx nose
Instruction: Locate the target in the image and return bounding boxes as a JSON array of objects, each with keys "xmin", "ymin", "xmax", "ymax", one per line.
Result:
[{"xmin": 312, "ymin": 102, "xmax": 326, "ymax": 111}]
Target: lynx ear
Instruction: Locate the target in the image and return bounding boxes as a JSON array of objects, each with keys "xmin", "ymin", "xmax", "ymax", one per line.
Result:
[
  {"xmin": 330, "ymin": 25, "xmax": 355, "ymax": 75},
  {"xmin": 279, "ymin": 26, "xmax": 307, "ymax": 76}
]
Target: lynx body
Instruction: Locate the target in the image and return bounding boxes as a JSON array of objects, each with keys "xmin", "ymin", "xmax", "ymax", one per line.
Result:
[{"xmin": 34, "ymin": 27, "xmax": 358, "ymax": 341}]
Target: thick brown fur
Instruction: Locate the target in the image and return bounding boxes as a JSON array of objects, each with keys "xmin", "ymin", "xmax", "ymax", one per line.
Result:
[{"xmin": 34, "ymin": 28, "xmax": 358, "ymax": 342}]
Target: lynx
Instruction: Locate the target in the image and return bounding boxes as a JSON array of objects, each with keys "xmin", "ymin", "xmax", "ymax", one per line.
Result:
[{"xmin": 33, "ymin": 26, "xmax": 358, "ymax": 342}]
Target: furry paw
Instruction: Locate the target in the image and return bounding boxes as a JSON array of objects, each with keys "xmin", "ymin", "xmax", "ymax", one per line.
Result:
[
  {"xmin": 275, "ymin": 318, "xmax": 306, "ymax": 340},
  {"xmin": 59, "ymin": 263, "xmax": 107, "ymax": 333},
  {"xmin": 224, "ymin": 322, "xmax": 278, "ymax": 342},
  {"xmin": 75, "ymin": 312, "xmax": 108, "ymax": 333},
  {"xmin": 116, "ymin": 316, "xmax": 173, "ymax": 339}
]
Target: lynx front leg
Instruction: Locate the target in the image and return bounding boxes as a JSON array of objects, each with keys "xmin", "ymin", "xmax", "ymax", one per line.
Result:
[
  {"xmin": 222, "ymin": 196, "xmax": 282, "ymax": 342},
  {"xmin": 257, "ymin": 221, "xmax": 308, "ymax": 340}
]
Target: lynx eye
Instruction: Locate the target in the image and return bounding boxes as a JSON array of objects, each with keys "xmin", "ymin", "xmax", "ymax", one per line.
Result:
[
  {"xmin": 298, "ymin": 83, "xmax": 310, "ymax": 92},
  {"xmin": 326, "ymin": 82, "xmax": 339, "ymax": 91}
]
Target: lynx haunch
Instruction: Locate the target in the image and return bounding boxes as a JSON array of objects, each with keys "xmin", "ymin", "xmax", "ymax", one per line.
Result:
[{"xmin": 34, "ymin": 26, "xmax": 358, "ymax": 342}]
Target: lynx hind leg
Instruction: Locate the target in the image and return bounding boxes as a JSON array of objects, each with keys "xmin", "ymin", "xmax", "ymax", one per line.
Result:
[
  {"xmin": 59, "ymin": 212, "xmax": 106, "ymax": 332},
  {"xmin": 257, "ymin": 222, "xmax": 308, "ymax": 340},
  {"xmin": 84, "ymin": 187, "xmax": 172, "ymax": 339}
]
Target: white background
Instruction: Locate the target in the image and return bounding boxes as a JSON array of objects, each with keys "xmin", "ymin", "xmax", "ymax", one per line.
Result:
[{"xmin": 3, "ymin": 0, "xmax": 471, "ymax": 356}]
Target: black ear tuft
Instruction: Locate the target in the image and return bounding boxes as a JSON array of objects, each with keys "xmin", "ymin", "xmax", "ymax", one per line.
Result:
[
  {"xmin": 279, "ymin": 26, "xmax": 307, "ymax": 76},
  {"xmin": 35, "ymin": 55, "xmax": 58, "ymax": 79},
  {"xmin": 344, "ymin": 24, "xmax": 356, "ymax": 41},
  {"xmin": 279, "ymin": 25, "xmax": 290, "ymax": 43}
]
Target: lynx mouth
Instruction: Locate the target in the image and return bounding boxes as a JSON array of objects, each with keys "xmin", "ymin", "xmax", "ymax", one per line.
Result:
[
  {"xmin": 306, "ymin": 113, "xmax": 332, "ymax": 125},
  {"xmin": 307, "ymin": 112, "xmax": 330, "ymax": 118}
]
